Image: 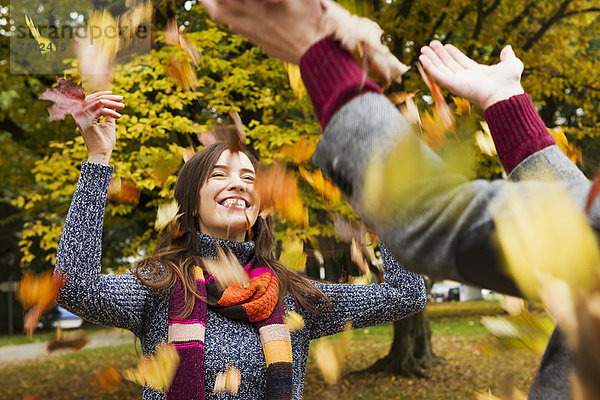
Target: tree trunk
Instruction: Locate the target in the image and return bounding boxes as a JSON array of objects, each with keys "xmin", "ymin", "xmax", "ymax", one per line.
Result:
[
  {"xmin": 361, "ymin": 307, "xmax": 442, "ymax": 377},
  {"xmin": 361, "ymin": 278, "xmax": 442, "ymax": 377}
]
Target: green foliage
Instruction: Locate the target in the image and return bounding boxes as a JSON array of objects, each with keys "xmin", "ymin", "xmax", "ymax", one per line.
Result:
[{"xmin": 2, "ymin": 1, "xmax": 599, "ymax": 271}]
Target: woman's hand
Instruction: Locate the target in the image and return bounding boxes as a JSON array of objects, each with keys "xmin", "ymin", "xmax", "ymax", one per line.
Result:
[
  {"xmin": 72, "ymin": 91, "xmax": 124, "ymax": 165},
  {"xmin": 419, "ymin": 41, "xmax": 524, "ymax": 110}
]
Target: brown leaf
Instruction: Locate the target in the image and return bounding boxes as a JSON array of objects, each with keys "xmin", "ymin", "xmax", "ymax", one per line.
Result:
[
  {"xmin": 214, "ymin": 365, "xmax": 241, "ymax": 395},
  {"xmin": 47, "ymin": 334, "xmax": 89, "ymax": 352},
  {"xmin": 165, "ymin": 55, "xmax": 198, "ymax": 91},
  {"xmin": 39, "ymin": 78, "xmax": 85, "ymax": 121},
  {"xmin": 350, "ymin": 238, "xmax": 370, "ymax": 275},
  {"xmin": 178, "ymin": 27, "xmax": 201, "ymax": 68},
  {"xmin": 165, "ymin": 19, "xmax": 179, "ymax": 46}
]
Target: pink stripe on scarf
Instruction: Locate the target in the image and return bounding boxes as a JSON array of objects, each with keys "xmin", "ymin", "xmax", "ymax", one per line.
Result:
[
  {"xmin": 173, "ymin": 342, "xmax": 205, "ymax": 350},
  {"xmin": 169, "ymin": 319, "xmax": 206, "ymax": 326}
]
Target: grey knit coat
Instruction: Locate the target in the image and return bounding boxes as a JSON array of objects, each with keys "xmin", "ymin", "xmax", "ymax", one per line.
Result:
[{"xmin": 312, "ymin": 92, "xmax": 600, "ymax": 399}]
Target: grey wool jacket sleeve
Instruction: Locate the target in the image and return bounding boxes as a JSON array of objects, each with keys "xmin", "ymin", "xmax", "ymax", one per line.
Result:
[
  {"xmin": 313, "ymin": 92, "xmax": 600, "ymax": 295},
  {"xmin": 305, "ymin": 243, "xmax": 426, "ymax": 340},
  {"xmin": 54, "ymin": 162, "xmax": 152, "ymax": 338}
]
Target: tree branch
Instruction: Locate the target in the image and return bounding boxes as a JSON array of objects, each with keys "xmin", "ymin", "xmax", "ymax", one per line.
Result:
[{"xmin": 523, "ymin": 0, "xmax": 572, "ymax": 51}]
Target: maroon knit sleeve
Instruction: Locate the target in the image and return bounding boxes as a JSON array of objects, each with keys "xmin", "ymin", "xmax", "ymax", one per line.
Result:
[
  {"xmin": 483, "ymin": 93, "xmax": 556, "ymax": 174},
  {"xmin": 299, "ymin": 37, "xmax": 382, "ymax": 129}
]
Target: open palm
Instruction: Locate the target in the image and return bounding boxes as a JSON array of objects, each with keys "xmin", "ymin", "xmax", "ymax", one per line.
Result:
[{"xmin": 419, "ymin": 41, "xmax": 524, "ymax": 110}]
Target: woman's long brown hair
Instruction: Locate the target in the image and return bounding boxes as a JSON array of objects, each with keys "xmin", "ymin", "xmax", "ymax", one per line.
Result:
[{"xmin": 135, "ymin": 142, "xmax": 330, "ymax": 318}]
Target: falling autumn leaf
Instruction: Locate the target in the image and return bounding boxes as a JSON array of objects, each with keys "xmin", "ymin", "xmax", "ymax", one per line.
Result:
[
  {"xmin": 203, "ymin": 243, "xmax": 250, "ymax": 291},
  {"xmin": 47, "ymin": 334, "xmax": 89, "ymax": 352},
  {"xmin": 298, "ymin": 167, "xmax": 341, "ymax": 202},
  {"xmin": 178, "ymin": 26, "xmax": 201, "ymax": 68},
  {"xmin": 452, "ymin": 96, "xmax": 471, "ymax": 116},
  {"xmin": 284, "ymin": 311, "xmax": 305, "ymax": 332},
  {"xmin": 94, "ymin": 366, "xmax": 123, "ymax": 393},
  {"xmin": 399, "ymin": 97, "xmax": 421, "ymax": 126},
  {"xmin": 417, "ymin": 62, "xmax": 455, "ymax": 132},
  {"xmin": 350, "ymin": 238, "xmax": 370, "ymax": 275},
  {"xmin": 123, "ymin": 343, "xmax": 180, "ymax": 392},
  {"xmin": 548, "ymin": 127, "xmax": 582, "ymax": 165},
  {"xmin": 18, "ymin": 270, "xmax": 66, "ymax": 337},
  {"xmin": 277, "ymin": 136, "xmax": 317, "ymax": 165},
  {"xmin": 314, "ymin": 339, "xmax": 340, "ymax": 385},
  {"xmin": 388, "ymin": 91, "xmax": 418, "ymax": 105},
  {"xmin": 24, "ymin": 15, "xmax": 54, "ymax": 55},
  {"xmin": 197, "ymin": 131, "xmax": 218, "ymax": 147},
  {"xmin": 182, "ymin": 146, "xmax": 196, "ymax": 163},
  {"xmin": 108, "ymin": 176, "xmax": 140, "ymax": 206},
  {"xmin": 283, "ymin": 62, "xmax": 306, "ymax": 98},
  {"xmin": 256, "ymin": 163, "xmax": 307, "ymax": 226},
  {"xmin": 150, "ymin": 155, "xmax": 181, "ymax": 186},
  {"xmin": 493, "ymin": 185, "xmax": 600, "ymax": 300},
  {"xmin": 164, "ymin": 19, "xmax": 179, "ymax": 46},
  {"xmin": 214, "ymin": 365, "xmax": 242, "ymax": 395},
  {"xmin": 421, "ymin": 109, "xmax": 448, "ymax": 151},
  {"xmin": 279, "ymin": 236, "xmax": 307, "ymax": 271},
  {"xmin": 475, "ymin": 122, "xmax": 497, "ymax": 156},
  {"xmin": 155, "ymin": 200, "xmax": 180, "ymax": 232},
  {"xmin": 73, "ymin": 10, "xmax": 119, "ymax": 90},
  {"xmin": 226, "ymin": 107, "xmax": 247, "ymax": 151},
  {"xmin": 39, "ymin": 78, "xmax": 87, "ymax": 121},
  {"xmin": 165, "ymin": 55, "xmax": 198, "ymax": 91}
]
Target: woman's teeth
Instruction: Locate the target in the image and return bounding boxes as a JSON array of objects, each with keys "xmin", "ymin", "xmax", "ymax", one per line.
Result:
[{"xmin": 222, "ymin": 198, "xmax": 246, "ymax": 208}]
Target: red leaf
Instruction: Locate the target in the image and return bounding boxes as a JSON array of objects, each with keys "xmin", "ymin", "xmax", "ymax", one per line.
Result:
[{"xmin": 39, "ymin": 78, "xmax": 86, "ymax": 121}]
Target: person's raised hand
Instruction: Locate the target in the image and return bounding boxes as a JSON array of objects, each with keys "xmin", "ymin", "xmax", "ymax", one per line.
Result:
[
  {"xmin": 419, "ymin": 41, "xmax": 524, "ymax": 110},
  {"xmin": 72, "ymin": 91, "xmax": 124, "ymax": 165},
  {"xmin": 201, "ymin": 0, "xmax": 331, "ymax": 64}
]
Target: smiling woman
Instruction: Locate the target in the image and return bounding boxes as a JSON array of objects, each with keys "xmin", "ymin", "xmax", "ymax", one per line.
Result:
[{"xmin": 53, "ymin": 91, "xmax": 427, "ymax": 400}]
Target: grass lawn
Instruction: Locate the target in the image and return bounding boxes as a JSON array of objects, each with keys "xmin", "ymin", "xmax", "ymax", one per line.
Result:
[
  {"xmin": 0, "ymin": 325, "xmax": 110, "ymax": 347},
  {"xmin": 0, "ymin": 301, "xmax": 551, "ymax": 399}
]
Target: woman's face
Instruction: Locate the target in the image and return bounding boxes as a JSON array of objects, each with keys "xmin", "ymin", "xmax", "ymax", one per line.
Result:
[{"xmin": 198, "ymin": 150, "xmax": 260, "ymax": 242}]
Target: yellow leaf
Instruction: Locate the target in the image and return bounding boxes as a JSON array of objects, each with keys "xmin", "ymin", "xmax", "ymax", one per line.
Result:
[
  {"xmin": 123, "ymin": 344, "xmax": 180, "ymax": 392},
  {"xmin": 283, "ymin": 311, "xmax": 305, "ymax": 332},
  {"xmin": 203, "ymin": 244, "xmax": 250, "ymax": 290},
  {"xmin": 475, "ymin": 122, "xmax": 497, "ymax": 156},
  {"xmin": 284, "ymin": 62, "xmax": 306, "ymax": 99},
  {"xmin": 155, "ymin": 200, "xmax": 180, "ymax": 232},
  {"xmin": 299, "ymin": 167, "xmax": 341, "ymax": 202},
  {"xmin": 493, "ymin": 185, "xmax": 600, "ymax": 300},
  {"xmin": 214, "ymin": 365, "xmax": 241, "ymax": 395},
  {"xmin": 548, "ymin": 127, "xmax": 582, "ymax": 165},
  {"xmin": 279, "ymin": 236, "xmax": 307, "ymax": 271},
  {"xmin": 314, "ymin": 340, "xmax": 340, "ymax": 385}
]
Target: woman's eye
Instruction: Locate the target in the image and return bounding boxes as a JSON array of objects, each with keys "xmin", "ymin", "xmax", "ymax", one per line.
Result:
[
  {"xmin": 243, "ymin": 175, "xmax": 255, "ymax": 181},
  {"xmin": 211, "ymin": 172, "xmax": 225, "ymax": 178}
]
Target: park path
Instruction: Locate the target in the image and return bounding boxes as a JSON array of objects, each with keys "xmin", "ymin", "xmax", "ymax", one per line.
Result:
[{"xmin": 0, "ymin": 329, "xmax": 134, "ymax": 364}]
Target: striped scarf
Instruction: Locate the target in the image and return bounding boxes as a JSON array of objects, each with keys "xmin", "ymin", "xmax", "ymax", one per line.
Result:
[{"xmin": 166, "ymin": 236, "xmax": 292, "ymax": 400}]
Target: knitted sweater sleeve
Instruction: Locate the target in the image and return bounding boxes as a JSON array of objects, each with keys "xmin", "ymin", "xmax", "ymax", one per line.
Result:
[
  {"xmin": 54, "ymin": 162, "xmax": 151, "ymax": 337},
  {"xmin": 305, "ymin": 243, "xmax": 426, "ymax": 340}
]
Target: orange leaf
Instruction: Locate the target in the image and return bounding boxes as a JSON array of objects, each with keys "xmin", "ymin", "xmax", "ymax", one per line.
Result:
[
  {"xmin": 298, "ymin": 167, "xmax": 341, "ymax": 202},
  {"xmin": 197, "ymin": 131, "xmax": 218, "ymax": 147},
  {"xmin": 350, "ymin": 238, "xmax": 370, "ymax": 275},
  {"xmin": 94, "ymin": 366, "xmax": 123, "ymax": 393},
  {"xmin": 164, "ymin": 19, "xmax": 179, "ymax": 46},
  {"xmin": 256, "ymin": 163, "xmax": 307, "ymax": 226},
  {"xmin": 277, "ymin": 136, "xmax": 317, "ymax": 165},
  {"xmin": 417, "ymin": 62, "xmax": 455, "ymax": 132},
  {"xmin": 420, "ymin": 110, "xmax": 447, "ymax": 151},
  {"xmin": 108, "ymin": 177, "xmax": 140, "ymax": 206}
]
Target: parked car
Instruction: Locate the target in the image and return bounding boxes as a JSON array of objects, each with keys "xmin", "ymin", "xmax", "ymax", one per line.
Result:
[
  {"xmin": 430, "ymin": 281, "xmax": 461, "ymax": 302},
  {"xmin": 38, "ymin": 306, "xmax": 83, "ymax": 329}
]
